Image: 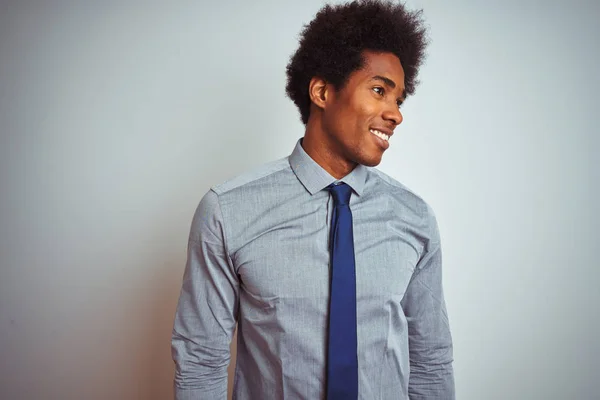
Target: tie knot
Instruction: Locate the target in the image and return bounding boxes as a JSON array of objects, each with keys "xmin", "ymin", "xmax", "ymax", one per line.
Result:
[{"xmin": 328, "ymin": 182, "xmax": 353, "ymax": 206}]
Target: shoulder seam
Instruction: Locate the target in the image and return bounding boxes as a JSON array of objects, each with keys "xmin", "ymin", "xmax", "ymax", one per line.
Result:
[{"xmin": 210, "ymin": 189, "xmax": 238, "ymax": 273}]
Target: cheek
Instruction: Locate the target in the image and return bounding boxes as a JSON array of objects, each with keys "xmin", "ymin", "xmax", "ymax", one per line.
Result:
[
  {"xmin": 351, "ymin": 100, "xmax": 378, "ymax": 131},
  {"xmin": 327, "ymin": 94, "xmax": 378, "ymax": 137}
]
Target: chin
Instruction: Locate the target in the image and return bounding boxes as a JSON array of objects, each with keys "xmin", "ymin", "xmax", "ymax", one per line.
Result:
[
  {"xmin": 357, "ymin": 155, "xmax": 382, "ymax": 167},
  {"xmin": 361, "ymin": 140, "xmax": 385, "ymax": 166}
]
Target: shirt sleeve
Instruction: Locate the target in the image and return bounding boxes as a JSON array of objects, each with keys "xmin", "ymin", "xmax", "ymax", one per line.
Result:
[
  {"xmin": 171, "ymin": 189, "xmax": 239, "ymax": 400},
  {"xmin": 400, "ymin": 205, "xmax": 455, "ymax": 399}
]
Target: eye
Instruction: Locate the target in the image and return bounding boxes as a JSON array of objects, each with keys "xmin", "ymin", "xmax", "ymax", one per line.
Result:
[
  {"xmin": 372, "ymin": 86, "xmax": 385, "ymax": 96},
  {"xmin": 396, "ymin": 100, "xmax": 404, "ymax": 109}
]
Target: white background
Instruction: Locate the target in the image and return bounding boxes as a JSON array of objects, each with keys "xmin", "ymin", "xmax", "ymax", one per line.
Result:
[{"xmin": 1, "ymin": 1, "xmax": 598, "ymax": 399}]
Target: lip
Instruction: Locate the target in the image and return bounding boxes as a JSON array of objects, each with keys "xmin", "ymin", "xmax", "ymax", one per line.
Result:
[
  {"xmin": 369, "ymin": 127, "xmax": 393, "ymax": 137},
  {"xmin": 370, "ymin": 129, "xmax": 390, "ymax": 150}
]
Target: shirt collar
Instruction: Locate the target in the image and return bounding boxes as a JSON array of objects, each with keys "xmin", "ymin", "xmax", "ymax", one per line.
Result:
[{"xmin": 289, "ymin": 136, "xmax": 367, "ymax": 196}]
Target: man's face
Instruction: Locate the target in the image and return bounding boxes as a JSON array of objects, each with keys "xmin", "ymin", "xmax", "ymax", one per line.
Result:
[{"xmin": 322, "ymin": 50, "xmax": 405, "ymax": 167}]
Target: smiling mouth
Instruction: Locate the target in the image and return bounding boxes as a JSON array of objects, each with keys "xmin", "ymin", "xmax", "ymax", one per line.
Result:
[{"xmin": 369, "ymin": 129, "xmax": 390, "ymax": 142}]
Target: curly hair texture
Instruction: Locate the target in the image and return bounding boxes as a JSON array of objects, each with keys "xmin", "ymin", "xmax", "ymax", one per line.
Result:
[{"xmin": 285, "ymin": 0, "xmax": 429, "ymax": 125}]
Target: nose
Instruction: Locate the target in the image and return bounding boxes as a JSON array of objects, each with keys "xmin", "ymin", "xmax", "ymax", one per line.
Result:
[{"xmin": 382, "ymin": 103, "xmax": 403, "ymax": 126}]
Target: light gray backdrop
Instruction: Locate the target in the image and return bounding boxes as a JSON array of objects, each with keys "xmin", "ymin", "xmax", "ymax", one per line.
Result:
[{"xmin": 1, "ymin": 1, "xmax": 598, "ymax": 399}]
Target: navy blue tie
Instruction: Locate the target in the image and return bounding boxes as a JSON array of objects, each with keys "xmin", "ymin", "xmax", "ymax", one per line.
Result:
[{"xmin": 326, "ymin": 182, "xmax": 358, "ymax": 399}]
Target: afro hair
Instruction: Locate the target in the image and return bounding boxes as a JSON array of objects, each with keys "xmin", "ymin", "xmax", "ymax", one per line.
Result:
[{"xmin": 285, "ymin": 0, "xmax": 429, "ymax": 125}]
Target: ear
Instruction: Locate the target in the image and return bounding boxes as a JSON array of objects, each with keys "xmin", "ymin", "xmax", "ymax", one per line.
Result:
[{"xmin": 308, "ymin": 76, "xmax": 331, "ymax": 110}]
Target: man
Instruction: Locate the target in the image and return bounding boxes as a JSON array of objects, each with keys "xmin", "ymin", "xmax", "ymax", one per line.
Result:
[{"xmin": 171, "ymin": 1, "xmax": 455, "ymax": 399}]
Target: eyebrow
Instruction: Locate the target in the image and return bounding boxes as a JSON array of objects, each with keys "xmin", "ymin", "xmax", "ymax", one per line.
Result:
[{"xmin": 371, "ymin": 75, "xmax": 407, "ymax": 101}]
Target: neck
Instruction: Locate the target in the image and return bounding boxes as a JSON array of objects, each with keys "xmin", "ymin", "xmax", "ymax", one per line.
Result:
[{"xmin": 302, "ymin": 116, "xmax": 358, "ymax": 180}]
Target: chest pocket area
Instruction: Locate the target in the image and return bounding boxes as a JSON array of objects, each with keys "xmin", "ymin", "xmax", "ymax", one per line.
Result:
[
  {"xmin": 234, "ymin": 226, "xmax": 331, "ymax": 308},
  {"xmin": 354, "ymin": 233, "xmax": 420, "ymax": 299}
]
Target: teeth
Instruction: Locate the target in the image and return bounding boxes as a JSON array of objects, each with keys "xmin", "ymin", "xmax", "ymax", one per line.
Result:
[{"xmin": 370, "ymin": 129, "xmax": 389, "ymax": 141}]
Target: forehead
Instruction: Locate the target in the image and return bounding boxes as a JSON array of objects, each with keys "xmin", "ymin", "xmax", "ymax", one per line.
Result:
[{"xmin": 353, "ymin": 51, "xmax": 405, "ymax": 85}]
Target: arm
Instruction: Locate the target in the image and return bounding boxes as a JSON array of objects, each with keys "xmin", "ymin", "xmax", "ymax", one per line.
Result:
[
  {"xmin": 400, "ymin": 207, "xmax": 455, "ymax": 399},
  {"xmin": 171, "ymin": 189, "xmax": 239, "ymax": 400}
]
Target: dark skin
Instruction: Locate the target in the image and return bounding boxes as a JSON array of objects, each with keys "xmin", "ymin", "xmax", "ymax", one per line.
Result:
[{"xmin": 302, "ymin": 50, "xmax": 406, "ymax": 179}]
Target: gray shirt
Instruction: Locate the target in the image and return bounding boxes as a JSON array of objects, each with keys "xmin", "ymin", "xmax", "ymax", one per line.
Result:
[{"xmin": 171, "ymin": 137, "xmax": 455, "ymax": 400}]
